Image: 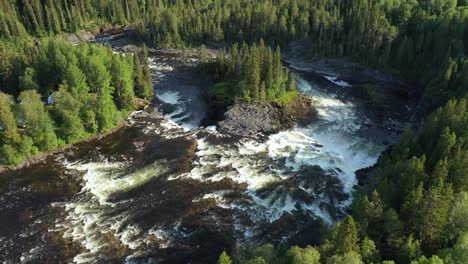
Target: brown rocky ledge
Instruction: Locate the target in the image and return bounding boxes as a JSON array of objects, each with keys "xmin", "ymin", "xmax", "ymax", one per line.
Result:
[{"xmin": 218, "ymin": 95, "xmax": 317, "ymax": 139}]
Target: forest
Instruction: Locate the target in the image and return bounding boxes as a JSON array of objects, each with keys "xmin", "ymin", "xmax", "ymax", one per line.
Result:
[
  {"xmin": 0, "ymin": 39, "xmax": 152, "ymax": 165},
  {"xmin": 1, "ymin": 0, "xmax": 467, "ymax": 106},
  {"xmin": 201, "ymin": 40, "xmax": 298, "ymax": 112},
  {"xmin": 0, "ymin": 0, "xmax": 467, "ymax": 264}
]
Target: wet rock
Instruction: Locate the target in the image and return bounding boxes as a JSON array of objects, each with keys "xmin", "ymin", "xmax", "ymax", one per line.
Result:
[
  {"xmin": 284, "ymin": 42, "xmax": 410, "ymax": 90},
  {"xmin": 355, "ymin": 166, "xmax": 376, "ymax": 186},
  {"xmin": 61, "ymin": 31, "xmax": 95, "ymax": 45},
  {"xmin": 218, "ymin": 103, "xmax": 281, "ymax": 138},
  {"xmin": 218, "ymin": 96, "xmax": 317, "ymax": 140},
  {"xmin": 118, "ymin": 44, "xmax": 139, "ymax": 53},
  {"xmin": 133, "ymin": 141, "xmax": 145, "ymax": 152}
]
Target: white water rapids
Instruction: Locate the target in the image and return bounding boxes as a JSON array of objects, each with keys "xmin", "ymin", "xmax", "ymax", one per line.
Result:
[{"xmin": 49, "ymin": 57, "xmax": 395, "ymax": 263}]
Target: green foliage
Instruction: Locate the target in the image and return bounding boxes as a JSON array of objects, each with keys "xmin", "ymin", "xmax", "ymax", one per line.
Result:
[
  {"xmin": 18, "ymin": 67, "xmax": 39, "ymax": 91},
  {"xmin": 1, "ymin": 144, "xmax": 23, "ymax": 165},
  {"xmin": 111, "ymin": 55, "xmax": 135, "ymax": 111},
  {"xmin": 350, "ymin": 98, "xmax": 468, "ymax": 263},
  {"xmin": 251, "ymin": 244, "xmax": 277, "ymax": 263},
  {"xmin": 218, "ymin": 251, "xmax": 232, "ymax": 264},
  {"xmin": 0, "ymin": 0, "xmax": 466, "ymax": 107},
  {"xmin": 204, "ymin": 41, "xmax": 297, "ymax": 109},
  {"xmin": 134, "ymin": 47, "xmax": 153, "ymax": 99},
  {"xmin": 360, "ymin": 237, "xmax": 380, "ymax": 264},
  {"xmin": 0, "ymin": 92, "xmax": 20, "ymax": 144},
  {"xmin": 447, "ymin": 192, "xmax": 468, "ymax": 241},
  {"xmin": 0, "ymin": 39, "xmax": 148, "ymax": 165},
  {"xmin": 438, "ymin": 232, "xmax": 468, "ymax": 264},
  {"xmin": 53, "ymin": 87, "xmax": 86, "ymax": 143},
  {"xmin": 328, "ymin": 251, "xmax": 363, "ymax": 264},
  {"xmin": 330, "ymin": 216, "xmax": 360, "ymax": 255},
  {"xmin": 18, "ymin": 89, "xmax": 58, "ymax": 152},
  {"xmin": 410, "ymin": 255, "xmax": 444, "ymax": 264},
  {"xmin": 285, "ymin": 245, "xmax": 321, "ymax": 264},
  {"xmin": 0, "ymin": 91, "xmax": 34, "ymax": 165}
]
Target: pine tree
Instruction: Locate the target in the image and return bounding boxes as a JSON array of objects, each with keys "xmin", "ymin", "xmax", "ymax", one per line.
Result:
[
  {"xmin": 334, "ymin": 216, "xmax": 360, "ymax": 255},
  {"xmin": 328, "ymin": 251, "xmax": 363, "ymax": 264},
  {"xmin": 263, "ymin": 47, "xmax": 273, "ymax": 89},
  {"xmin": 418, "ymin": 180, "xmax": 454, "ymax": 251},
  {"xmin": 286, "ymin": 70, "xmax": 296, "ymax": 91},
  {"xmin": 259, "ymin": 81, "xmax": 267, "ymax": 101},
  {"xmin": 111, "ymin": 55, "xmax": 135, "ymax": 111},
  {"xmin": 62, "ymin": 64, "xmax": 89, "ymax": 100},
  {"xmin": 273, "ymin": 45, "xmax": 282, "ymax": 84},
  {"xmin": 97, "ymin": 89, "xmax": 119, "ymax": 132},
  {"xmin": 428, "ymin": 127, "xmax": 456, "ymax": 170},
  {"xmin": 19, "ymin": 67, "xmax": 39, "ymax": 91},
  {"xmin": 0, "ymin": 92, "xmax": 20, "ymax": 144},
  {"xmin": 140, "ymin": 44, "xmax": 153, "ymax": 98},
  {"xmin": 217, "ymin": 251, "xmax": 232, "ymax": 264},
  {"xmin": 133, "ymin": 52, "xmax": 146, "ymax": 98}
]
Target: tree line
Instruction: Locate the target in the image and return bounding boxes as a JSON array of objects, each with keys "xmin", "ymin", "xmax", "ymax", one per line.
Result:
[
  {"xmin": 202, "ymin": 40, "xmax": 297, "ymax": 110},
  {"xmin": 0, "ymin": 39, "xmax": 152, "ymax": 165},
  {"xmin": 1, "ymin": 0, "xmax": 466, "ymax": 107}
]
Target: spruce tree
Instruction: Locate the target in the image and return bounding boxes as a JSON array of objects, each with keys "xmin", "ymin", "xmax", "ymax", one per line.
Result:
[
  {"xmin": 133, "ymin": 53, "xmax": 146, "ymax": 98},
  {"xmin": 263, "ymin": 48, "xmax": 273, "ymax": 89},
  {"xmin": 111, "ymin": 55, "xmax": 135, "ymax": 111},
  {"xmin": 0, "ymin": 92, "xmax": 20, "ymax": 144},
  {"xmin": 217, "ymin": 251, "xmax": 232, "ymax": 264},
  {"xmin": 140, "ymin": 44, "xmax": 153, "ymax": 98},
  {"xmin": 334, "ymin": 216, "xmax": 360, "ymax": 255},
  {"xmin": 273, "ymin": 45, "xmax": 282, "ymax": 84}
]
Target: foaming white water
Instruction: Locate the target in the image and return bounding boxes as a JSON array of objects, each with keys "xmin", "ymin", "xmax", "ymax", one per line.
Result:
[
  {"xmin": 54, "ymin": 64, "xmax": 388, "ymax": 261},
  {"xmin": 56, "ymin": 199, "xmax": 151, "ymax": 264},
  {"xmin": 188, "ymin": 74, "xmax": 384, "ymax": 225},
  {"xmin": 188, "ymin": 134, "xmax": 322, "ymax": 224},
  {"xmin": 272, "ymin": 75, "xmax": 382, "ymax": 194},
  {"xmin": 148, "ymin": 58, "xmax": 174, "ymax": 72},
  {"xmin": 152, "ymin": 56, "xmax": 206, "ymax": 130},
  {"xmin": 324, "ymin": 75, "xmax": 351, "ymax": 87},
  {"xmin": 54, "ymin": 160, "xmax": 173, "ymax": 263},
  {"xmin": 157, "ymin": 91, "xmax": 181, "ymax": 105},
  {"xmin": 190, "ymin": 137, "xmax": 279, "ymax": 188},
  {"xmin": 66, "ymin": 160, "xmax": 169, "ymax": 204}
]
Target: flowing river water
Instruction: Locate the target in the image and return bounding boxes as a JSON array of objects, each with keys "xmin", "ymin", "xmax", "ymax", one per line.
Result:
[{"xmin": 0, "ymin": 50, "xmax": 417, "ymax": 263}]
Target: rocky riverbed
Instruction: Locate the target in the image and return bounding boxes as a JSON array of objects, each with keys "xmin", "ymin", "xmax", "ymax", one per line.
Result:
[{"xmin": 0, "ymin": 33, "xmax": 424, "ymax": 264}]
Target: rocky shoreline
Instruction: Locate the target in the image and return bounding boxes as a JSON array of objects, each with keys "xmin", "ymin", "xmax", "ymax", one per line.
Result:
[
  {"xmin": 0, "ymin": 109, "xmax": 159, "ymax": 175},
  {"xmin": 218, "ymin": 96, "xmax": 317, "ymax": 139},
  {"xmin": 0, "ymin": 124, "xmax": 129, "ymax": 175},
  {"xmin": 283, "ymin": 42, "xmax": 411, "ymax": 89}
]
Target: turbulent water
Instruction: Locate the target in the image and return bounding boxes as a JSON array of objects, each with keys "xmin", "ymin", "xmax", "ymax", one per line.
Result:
[{"xmin": 0, "ymin": 52, "xmax": 415, "ymax": 264}]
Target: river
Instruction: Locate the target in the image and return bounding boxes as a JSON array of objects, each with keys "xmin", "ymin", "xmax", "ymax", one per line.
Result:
[{"xmin": 0, "ymin": 50, "xmax": 417, "ymax": 263}]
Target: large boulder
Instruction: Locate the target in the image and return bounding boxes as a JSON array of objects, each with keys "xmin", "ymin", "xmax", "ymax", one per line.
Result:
[{"xmin": 218, "ymin": 96, "xmax": 317, "ymax": 139}]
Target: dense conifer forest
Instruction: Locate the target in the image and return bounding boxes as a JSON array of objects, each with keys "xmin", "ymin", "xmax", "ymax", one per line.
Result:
[
  {"xmin": 202, "ymin": 40, "xmax": 298, "ymax": 110},
  {"xmin": 0, "ymin": 39, "xmax": 152, "ymax": 165},
  {"xmin": 1, "ymin": 0, "xmax": 467, "ymax": 106},
  {"xmin": 0, "ymin": 1, "xmax": 467, "ymax": 264}
]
